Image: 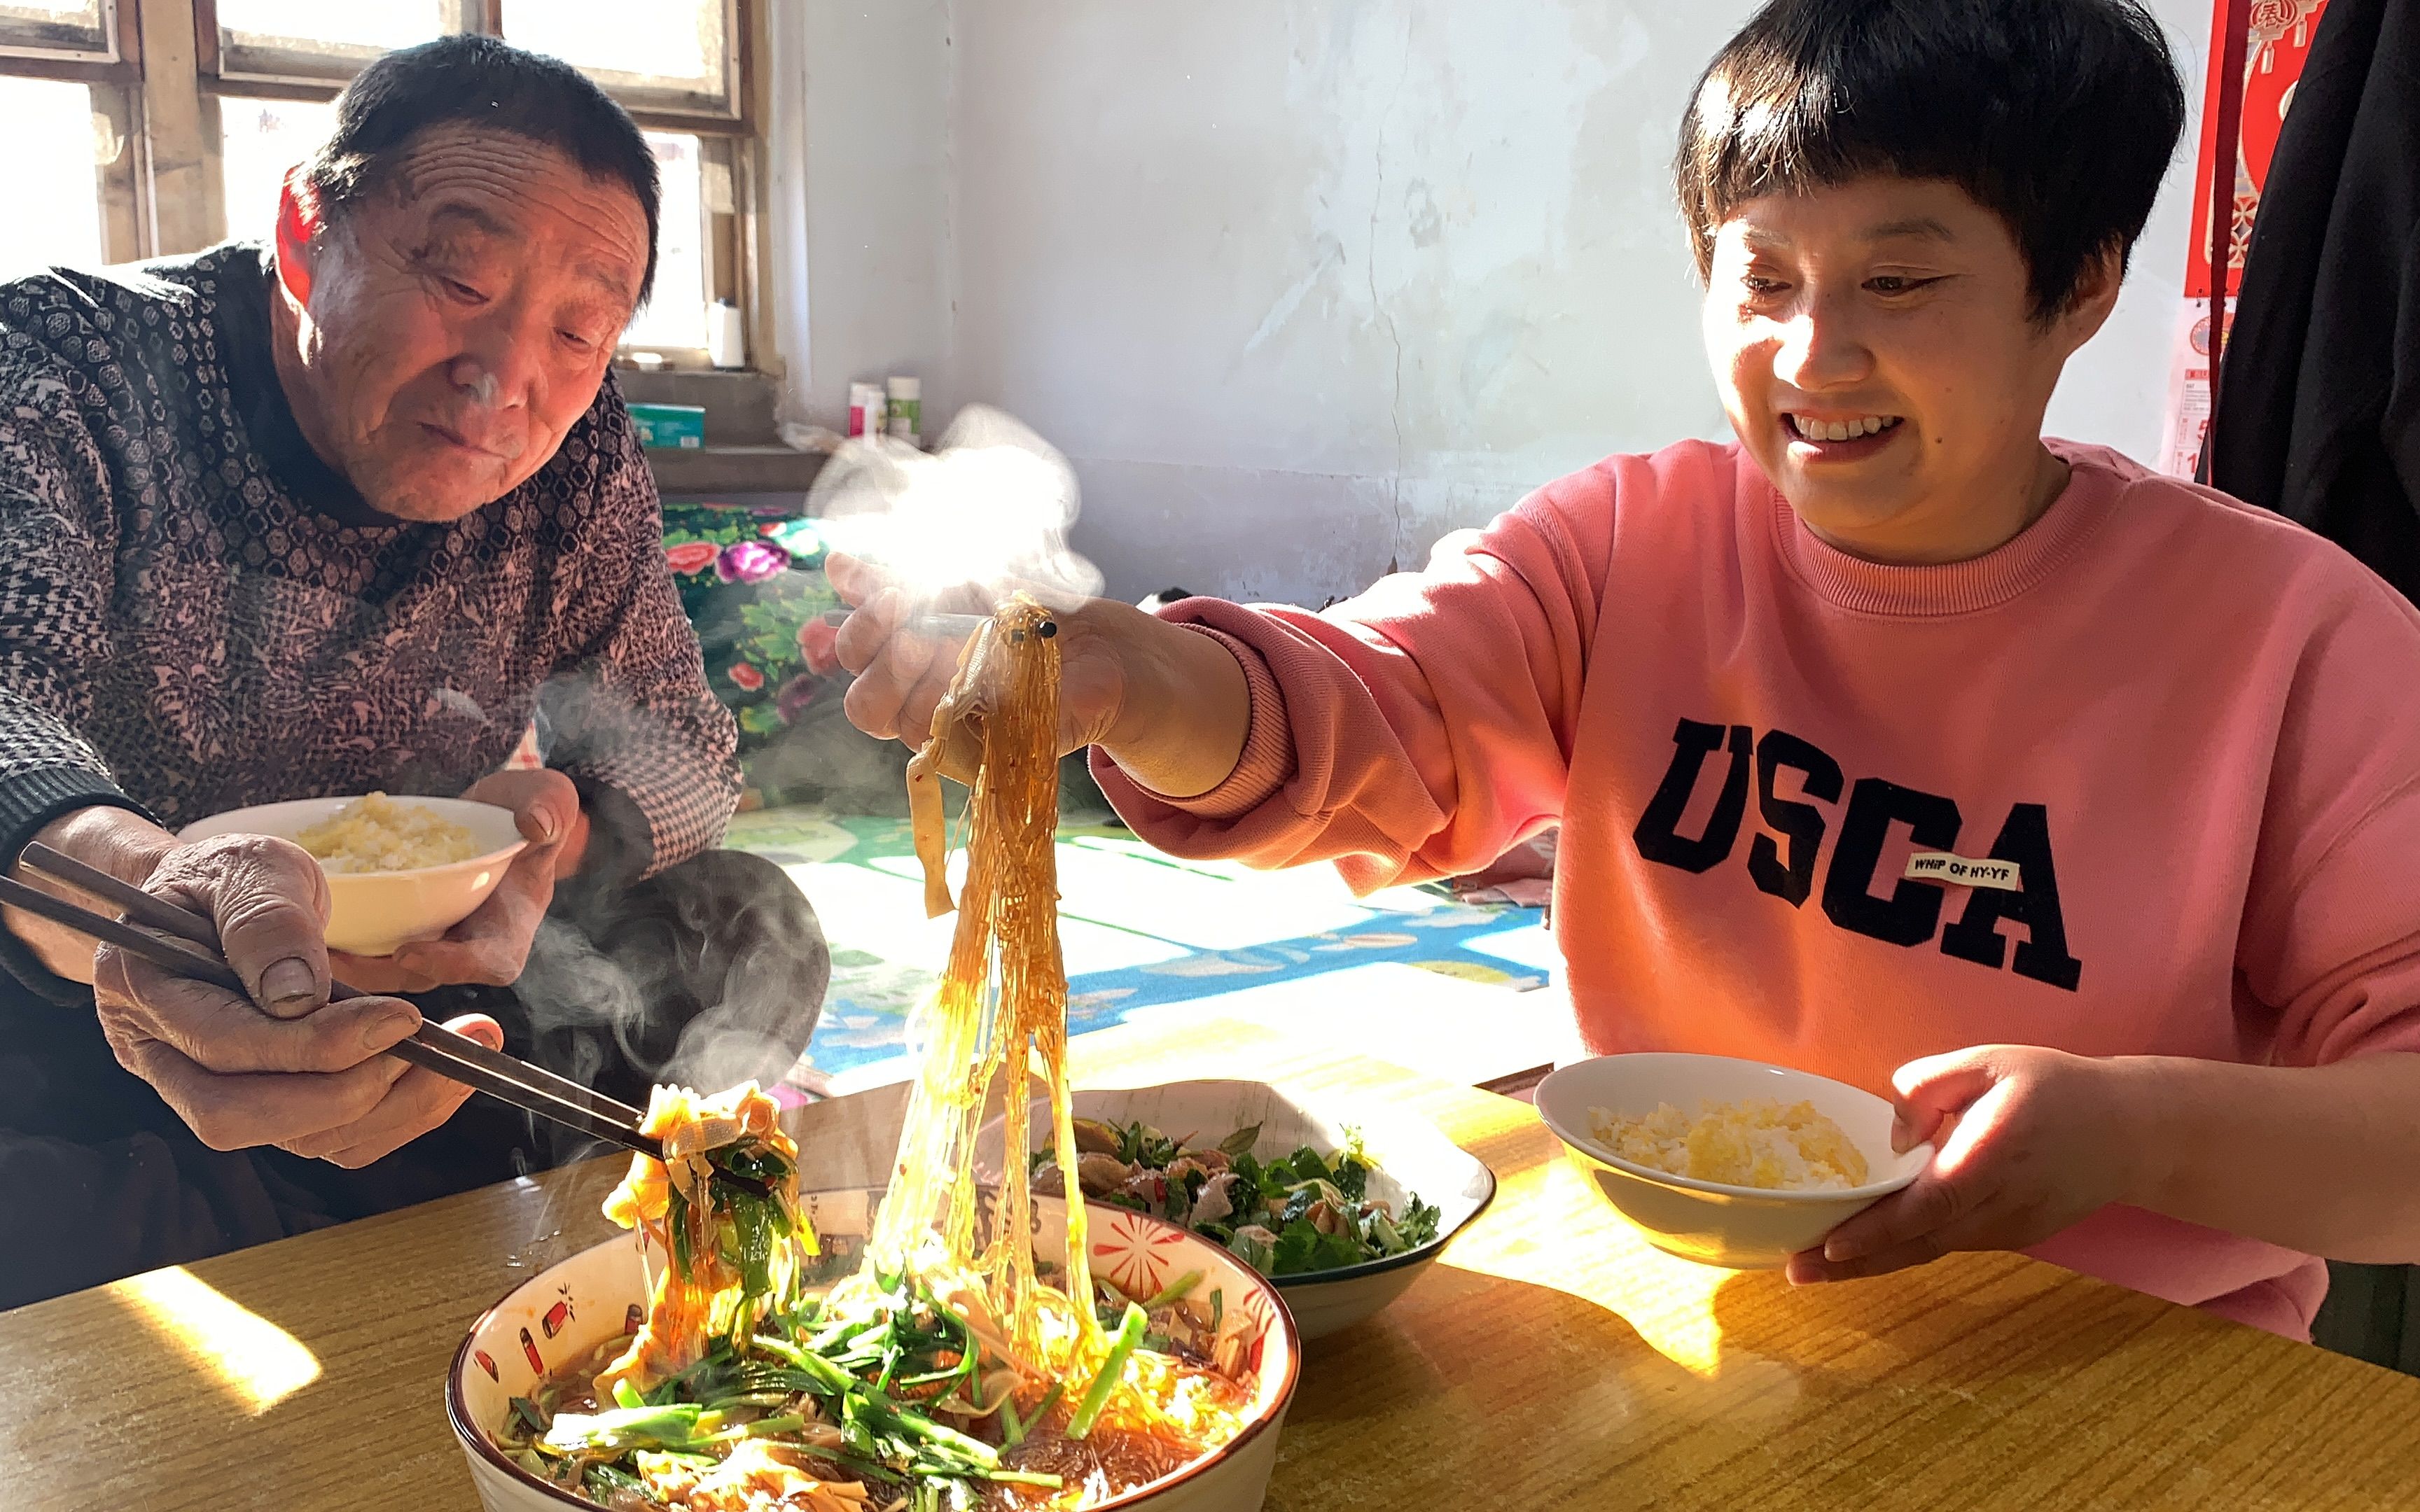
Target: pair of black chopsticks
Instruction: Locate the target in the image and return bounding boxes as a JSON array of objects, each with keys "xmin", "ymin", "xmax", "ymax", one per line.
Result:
[{"xmin": 1, "ymin": 841, "xmax": 666, "ymax": 1162}]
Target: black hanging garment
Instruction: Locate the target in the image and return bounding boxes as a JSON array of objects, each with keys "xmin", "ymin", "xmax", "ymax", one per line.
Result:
[{"xmin": 2204, "ymin": 0, "xmax": 2420, "ymax": 603}]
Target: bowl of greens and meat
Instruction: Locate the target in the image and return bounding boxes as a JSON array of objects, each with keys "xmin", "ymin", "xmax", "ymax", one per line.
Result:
[{"xmin": 978, "ymin": 1080, "xmax": 1497, "ymax": 1340}]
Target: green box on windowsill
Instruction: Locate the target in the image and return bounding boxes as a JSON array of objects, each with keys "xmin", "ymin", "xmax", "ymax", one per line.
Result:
[{"xmin": 628, "ymin": 402, "xmax": 707, "ymax": 450}]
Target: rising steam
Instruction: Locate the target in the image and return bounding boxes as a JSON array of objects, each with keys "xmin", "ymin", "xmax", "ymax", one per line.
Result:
[
  {"xmin": 480, "ymin": 403, "xmax": 1097, "ymax": 1228},
  {"xmin": 807, "ymin": 405, "xmax": 1102, "ymax": 609}
]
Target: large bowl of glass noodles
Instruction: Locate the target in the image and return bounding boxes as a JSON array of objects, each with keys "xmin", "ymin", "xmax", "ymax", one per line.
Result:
[
  {"xmin": 447, "ymin": 1091, "xmax": 1299, "ymax": 1512},
  {"xmin": 451, "ymin": 599, "xmax": 1304, "ymax": 1512}
]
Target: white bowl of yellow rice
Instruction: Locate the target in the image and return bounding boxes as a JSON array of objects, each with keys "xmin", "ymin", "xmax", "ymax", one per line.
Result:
[
  {"xmin": 1532, "ymin": 1053, "xmax": 1933, "ymax": 1270},
  {"xmin": 180, "ymin": 792, "xmax": 527, "ymax": 957}
]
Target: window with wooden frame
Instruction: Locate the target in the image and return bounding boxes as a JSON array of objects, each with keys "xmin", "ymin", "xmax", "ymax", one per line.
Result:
[
  {"xmin": 183, "ymin": 0, "xmax": 763, "ymax": 366},
  {"xmin": 0, "ymin": 3, "xmax": 145, "ymax": 268}
]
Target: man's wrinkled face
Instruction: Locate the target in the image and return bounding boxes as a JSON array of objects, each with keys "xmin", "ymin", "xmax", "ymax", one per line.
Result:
[{"xmin": 279, "ymin": 125, "xmax": 648, "ymax": 522}]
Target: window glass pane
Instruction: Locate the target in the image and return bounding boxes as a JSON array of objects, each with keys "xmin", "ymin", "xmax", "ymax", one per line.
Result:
[
  {"xmin": 0, "ymin": 78, "xmax": 102, "ymax": 272},
  {"xmin": 0, "ymin": 1, "xmax": 105, "ymax": 55},
  {"xmin": 503, "ymin": 0, "xmax": 729, "ymax": 106},
  {"xmin": 0, "ymin": 0, "xmax": 99, "ymax": 21},
  {"xmin": 623, "ymin": 132, "xmax": 708, "ymax": 350},
  {"xmin": 218, "ymin": 97, "xmax": 337, "ymax": 247},
  {"xmin": 215, "ymin": 0, "xmax": 447, "ymax": 58}
]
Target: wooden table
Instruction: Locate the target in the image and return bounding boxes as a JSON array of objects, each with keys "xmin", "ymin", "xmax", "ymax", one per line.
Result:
[{"xmin": 4, "ymin": 1016, "xmax": 2417, "ymax": 1511}]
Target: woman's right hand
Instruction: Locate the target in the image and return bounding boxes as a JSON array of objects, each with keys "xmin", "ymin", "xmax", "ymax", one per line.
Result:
[
  {"xmin": 828, "ymin": 554, "xmax": 1132, "ymax": 761},
  {"xmin": 828, "ymin": 553, "xmax": 1253, "ymax": 799}
]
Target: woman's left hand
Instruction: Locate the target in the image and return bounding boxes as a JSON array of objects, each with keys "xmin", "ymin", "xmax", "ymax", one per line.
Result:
[{"xmin": 1786, "ymin": 1044, "xmax": 2148, "ymax": 1284}]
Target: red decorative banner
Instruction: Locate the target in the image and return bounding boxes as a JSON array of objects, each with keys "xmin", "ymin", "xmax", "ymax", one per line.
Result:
[
  {"xmin": 2160, "ymin": 0, "xmax": 2329, "ymax": 477},
  {"xmin": 2184, "ymin": 0, "xmax": 2328, "ymax": 301}
]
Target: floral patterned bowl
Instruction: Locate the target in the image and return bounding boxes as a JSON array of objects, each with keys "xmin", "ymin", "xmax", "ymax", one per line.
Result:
[
  {"xmin": 447, "ymin": 1186, "xmax": 1300, "ymax": 1512},
  {"xmin": 975, "ymin": 1080, "xmax": 1496, "ymax": 1341}
]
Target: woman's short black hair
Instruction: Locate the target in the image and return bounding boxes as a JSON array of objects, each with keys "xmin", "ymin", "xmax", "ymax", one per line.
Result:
[
  {"xmin": 299, "ymin": 34, "xmax": 661, "ymax": 304},
  {"xmin": 1675, "ymin": 0, "xmax": 2185, "ymax": 319}
]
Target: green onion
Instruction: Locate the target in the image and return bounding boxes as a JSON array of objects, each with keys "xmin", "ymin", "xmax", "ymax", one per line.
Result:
[
  {"xmin": 667, "ymin": 1183, "xmax": 693, "ymax": 1275},
  {"xmin": 611, "ymin": 1379, "xmax": 646, "ymax": 1410},
  {"xmin": 889, "ymin": 1405, "xmax": 999, "ymax": 1464},
  {"xmin": 1000, "ymin": 1381, "xmax": 1064, "ymax": 1448},
  {"xmin": 507, "ymin": 1396, "xmax": 550, "ymax": 1436},
  {"xmin": 753, "ymin": 1333, "xmax": 858, "ymax": 1394},
  {"xmin": 698, "ymin": 1389, "xmax": 794, "ymax": 1410},
  {"xmin": 581, "ymin": 1461, "xmax": 646, "ymax": 1499},
  {"xmin": 750, "ymin": 1330, "xmax": 1003, "ymax": 1475},
  {"xmin": 665, "ymin": 1345, "xmax": 731, "ymax": 1393},
  {"xmin": 981, "ymin": 1469, "xmax": 1068, "ymax": 1488},
  {"xmin": 922, "ymin": 1288, "xmax": 975, "ymax": 1339},
  {"xmin": 1143, "ymin": 1270, "xmax": 1203, "ymax": 1310},
  {"xmin": 1066, "ymin": 1302, "xmax": 1147, "ymax": 1440},
  {"xmin": 742, "ymin": 1411, "xmax": 807, "ymax": 1439},
  {"xmin": 541, "ymin": 1402, "xmax": 704, "ymax": 1454},
  {"xmin": 688, "ymin": 1410, "xmax": 808, "ymax": 1447}
]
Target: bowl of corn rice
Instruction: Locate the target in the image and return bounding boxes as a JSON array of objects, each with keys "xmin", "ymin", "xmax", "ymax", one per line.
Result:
[
  {"xmin": 1532, "ymin": 1053, "xmax": 1933, "ymax": 1269},
  {"xmin": 180, "ymin": 792, "xmax": 527, "ymax": 957}
]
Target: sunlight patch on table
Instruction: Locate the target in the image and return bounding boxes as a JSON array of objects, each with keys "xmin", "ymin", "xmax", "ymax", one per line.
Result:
[
  {"xmin": 1442, "ymin": 1156, "xmax": 1734, "ymax": 1377},
  {"xmin": 115, "ymin": 1266, "xmax": 320, "ymax": 1414}
]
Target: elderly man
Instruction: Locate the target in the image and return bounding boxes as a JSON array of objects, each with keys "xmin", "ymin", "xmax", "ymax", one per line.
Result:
[{"xmin": 0, "ymin": 36, "xmax": 828, "ymax": 1308}]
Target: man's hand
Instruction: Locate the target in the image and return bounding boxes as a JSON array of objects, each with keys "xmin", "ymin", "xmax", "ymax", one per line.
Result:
[
  {"xmin": 91, "ymin": 832, "xmax": 503, "ymax": 1167},
  {"xmin": 331, "ymin": 769, "xmax": 585, "ymax": 994},
  {"xmin": 1786, "ymin": 1044, "xmax": 2147, "ymax": 1284},
  {"xmin": 5, "ymin": 805, "xmax": 183, "ymax": 983}
]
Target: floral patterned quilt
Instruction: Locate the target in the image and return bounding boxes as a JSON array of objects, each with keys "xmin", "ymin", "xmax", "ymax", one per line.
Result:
[{"xmin": 661, "ymin": 501, "xmax": 848, "ymax": 802}]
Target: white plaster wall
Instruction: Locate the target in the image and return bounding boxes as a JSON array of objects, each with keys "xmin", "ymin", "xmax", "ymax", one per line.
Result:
[
  {"xmin": 2046, "ymin": 0, "xmax": 2214, "ymax": 477},
  {"xmin": 777, "ymin": 0, "xmax": 2215, "ymax": 606},
  {"xmin": 770, "ymin": 0, "xmax": 958, "ymax": 428}
]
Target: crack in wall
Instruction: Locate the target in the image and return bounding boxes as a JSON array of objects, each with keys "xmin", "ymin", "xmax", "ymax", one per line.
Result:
[{"xmin": 1368, "ymin": 14, "xmax": 1414, "ymax": 572}]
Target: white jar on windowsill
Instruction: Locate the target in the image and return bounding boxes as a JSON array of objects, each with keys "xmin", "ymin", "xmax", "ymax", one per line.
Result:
[{"xmin": 707, "ymin": 299, "xmax": 746, "ymax": 369}]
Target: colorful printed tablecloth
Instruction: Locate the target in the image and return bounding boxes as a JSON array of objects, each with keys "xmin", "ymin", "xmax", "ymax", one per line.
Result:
[{"xmin": 723, "ymin": 806, "xmax": 1561, "ymax": 1088}]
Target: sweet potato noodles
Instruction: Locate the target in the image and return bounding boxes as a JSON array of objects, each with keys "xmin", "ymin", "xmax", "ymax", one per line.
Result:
[
  {"xmin": 879, "ymin": 594, "xmax": 1094, "ymax": 1360},
  {"xmin": 495, "ymin": 598, "xmax": 1251, "ymax": 1512}
]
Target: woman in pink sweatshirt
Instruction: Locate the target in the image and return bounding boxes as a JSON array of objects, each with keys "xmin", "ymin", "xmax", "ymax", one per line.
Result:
[{"xmin": 837, "ymin": 0, "xmax": 2420, "ymax": 1341}]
